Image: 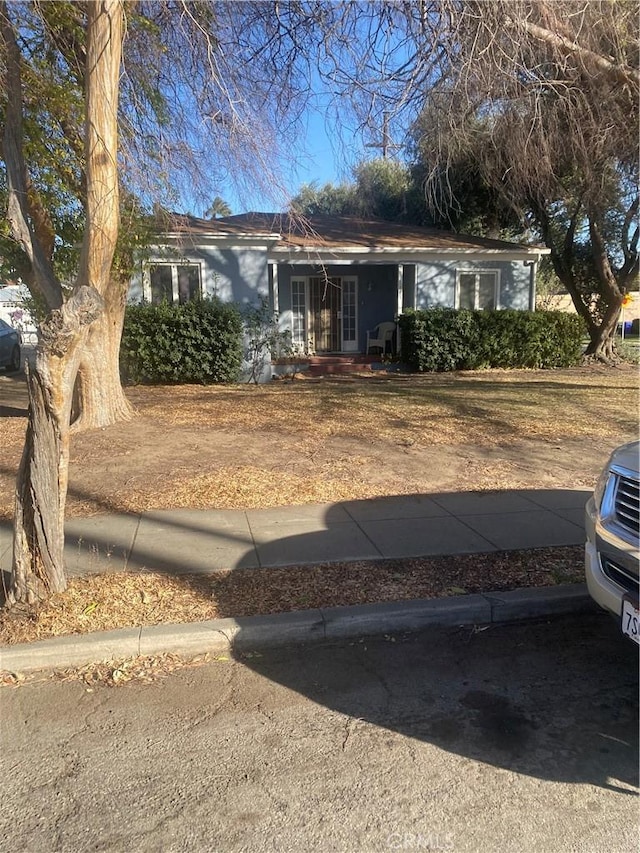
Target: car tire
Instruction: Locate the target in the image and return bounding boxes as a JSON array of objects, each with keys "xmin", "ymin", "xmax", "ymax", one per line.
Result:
[{"xmin": 6, "ymin": 345, "xmax": 21, "ymax": 373}]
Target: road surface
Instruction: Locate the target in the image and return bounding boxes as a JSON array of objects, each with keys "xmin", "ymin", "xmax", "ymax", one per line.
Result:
[{"xmin": 1, "ymin": 612, "xmax": 637, "ymax": 852}]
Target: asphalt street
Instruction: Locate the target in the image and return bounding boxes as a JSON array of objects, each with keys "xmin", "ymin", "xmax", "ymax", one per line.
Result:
[{"xmin": 1, "ymin": 612, "xmax": 638, "ymax": 853}]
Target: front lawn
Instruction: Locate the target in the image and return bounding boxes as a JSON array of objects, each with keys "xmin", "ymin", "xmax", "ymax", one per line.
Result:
[{"xmin": 1, "ymin": 365, "xmax": 637, "ymax": 521}]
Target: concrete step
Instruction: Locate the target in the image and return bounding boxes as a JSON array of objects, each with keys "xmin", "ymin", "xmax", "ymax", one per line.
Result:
[
  {"xmin": 307, "ymin": 354, "xmax": 377, "ymax": 365},
  {"xmin": 308, "ymin": 362, "xmax": 373, "ymax": 376}
]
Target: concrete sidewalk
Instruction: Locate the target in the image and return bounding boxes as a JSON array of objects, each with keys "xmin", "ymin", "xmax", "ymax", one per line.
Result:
[
  {"xmin": 0, "ymin": 488, "xmax": 593, "ymax": 672},
  {"xmin": 0, "ymin": 487, "xmax": 589, "ymax": 578}
]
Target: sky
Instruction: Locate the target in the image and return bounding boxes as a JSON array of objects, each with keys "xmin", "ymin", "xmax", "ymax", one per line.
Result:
[
  {"xmin": 216, "ymin": 97, "xmax": 407, "ymax": 217},
  {"xmin": 218, "ymin": 112, "xmax": 359, "ymax": 216}
]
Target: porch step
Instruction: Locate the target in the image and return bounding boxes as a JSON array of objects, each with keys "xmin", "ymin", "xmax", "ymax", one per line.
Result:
[
  {"xmin": 307, "ymin": 355, "xmax": 377, "ymax": 365},
  {"xmin": 306, "ymin": 355, "xmax": 377, "ymax": 376},
  {"xmin": 308, "ymin": 363, "xmax": 373, "ymax": 376}
]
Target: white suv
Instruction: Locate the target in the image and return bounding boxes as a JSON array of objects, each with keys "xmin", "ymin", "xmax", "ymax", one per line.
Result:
[{"xmin": 585, "ymin": 441, "xmax": 640, "ymax": 644}]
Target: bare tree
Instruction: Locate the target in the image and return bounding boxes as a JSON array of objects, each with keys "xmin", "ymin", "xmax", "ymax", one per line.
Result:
[
  {"xmin": 317, "ymin": 1, "xmax": 639, "ymax": 360},
  {"xmin": 0, "ymin": 0, "xmax": 333, "ymax": 604}
]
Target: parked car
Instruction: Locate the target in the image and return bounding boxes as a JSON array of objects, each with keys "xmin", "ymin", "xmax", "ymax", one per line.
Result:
[
  {"xmin": 0, "ymin": 318, "xmax": 21, "ymax": 372},
  {"xmin": 585, "ymin": 440, "xmax": 640, "ymax": 644}
]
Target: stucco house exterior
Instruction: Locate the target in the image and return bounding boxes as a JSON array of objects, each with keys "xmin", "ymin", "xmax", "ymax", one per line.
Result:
[{"xmin": 129, "ymin": 212, "xmax": 550, "ymax": 367}]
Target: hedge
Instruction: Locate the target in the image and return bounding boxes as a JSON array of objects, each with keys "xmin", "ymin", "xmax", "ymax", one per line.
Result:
[
  {"xmin": 399, "ymin": 309, "xmax": 585, "ymax": 372},
  {"xmin": 120, "ymin": 299, "xmax": 243, "ymax": 384}
]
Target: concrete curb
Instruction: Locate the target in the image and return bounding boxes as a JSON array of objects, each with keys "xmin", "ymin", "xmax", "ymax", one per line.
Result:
[{"xmin": 0, "ymin": 584, "xmax": 595, "ymax": 674}]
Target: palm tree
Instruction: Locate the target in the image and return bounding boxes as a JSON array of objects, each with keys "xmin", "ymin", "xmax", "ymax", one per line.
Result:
[{"xmin": 204, "ymin": 196, "xmax": 231, "ymax": 219}]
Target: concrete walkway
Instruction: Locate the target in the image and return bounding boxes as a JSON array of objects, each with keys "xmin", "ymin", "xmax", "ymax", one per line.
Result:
[
  {"xmin": 0, "ymin": 488, "xmax": 594, "ymax": 672},
  {"xmin": 0, "ymin": 487, "xmax": 589, "ymax": 578}
]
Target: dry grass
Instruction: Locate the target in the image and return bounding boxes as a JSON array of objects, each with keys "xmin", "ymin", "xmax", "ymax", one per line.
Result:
[
  {"xmin": 132, "ymin": 366, "xmax": 639, "ymax": 445},
  {"xmin": 1, "ymin": 366, "xmax": 637, "ymax": 521},
  {"xmin": 0, "ymin": 546, "xmax": 584, "ymax": 647},
  {"xmin": 116, "ymin": 466, "xmax": 417, "ymax": 513}
]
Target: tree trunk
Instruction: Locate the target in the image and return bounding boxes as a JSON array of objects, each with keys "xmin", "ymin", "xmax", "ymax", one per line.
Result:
[
  {"xmin": 584, "ymin": 215, "xmax": 625, "ymax": 361},
  {"xmin": 535, "ymin": 200, "xmax": 625, "ymax": 363},
  {"xmin": 11, "ymin": 368, "xmax": 69, "ymax": 604},
  {"xmin": 10, "ymin": 288, "xmax": 104, "ymax": 605},
  {"xmin": 583, "ymin": 296, "xmax": 623, "ymax": 360},
  {"xmin": 7, "ymin": 0, "xmax": 125, "ymax": 606},
  {"xmin": 73, "ymin": 281, "xmax": 133, "ymax": 431}
]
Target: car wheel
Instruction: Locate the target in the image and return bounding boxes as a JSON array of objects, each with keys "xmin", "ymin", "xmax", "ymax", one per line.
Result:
[{"xmin": 6, "ymin": 345, "xmax": 21, "ymax": 373}]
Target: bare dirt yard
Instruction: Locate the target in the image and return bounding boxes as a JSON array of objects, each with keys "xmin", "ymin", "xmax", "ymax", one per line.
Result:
[
  {"xmin": 1, "ymin": 364, "xmax": 638, "ymax": 520},
  {"xmin": 0, "ymin": 364, "xmax": 637, "ymax": 649}
]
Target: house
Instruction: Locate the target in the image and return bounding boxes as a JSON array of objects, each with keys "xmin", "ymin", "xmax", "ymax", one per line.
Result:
[
  {"xmin": 0, "ymin": 282, "xmax": 38, "ymax": 345},
  {"xmin": 129, "ymin": 212, "xmax": 550, "ymax": 375}
]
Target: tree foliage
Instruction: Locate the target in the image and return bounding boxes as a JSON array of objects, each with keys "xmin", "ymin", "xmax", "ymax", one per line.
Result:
[
  {"xmin": 313, "ymin": 0, "xmax": 639, "ymax": 359},
  {"xmin": 292, "ymin": 159, "xmax": 414, "ymax": 221},
  {"xmin": 204, "ymin": 196, "xmax": 232, "ymax": 219}
]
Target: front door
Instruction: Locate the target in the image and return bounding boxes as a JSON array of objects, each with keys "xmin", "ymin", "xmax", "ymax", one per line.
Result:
[{"xmin": 308, "ymin": 277, "xmax": 358, "ymax": 353}]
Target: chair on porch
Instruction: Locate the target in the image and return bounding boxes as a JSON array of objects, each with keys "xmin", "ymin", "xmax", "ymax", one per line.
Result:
[{"xmin": 366, "ymin": 321, "xmax": 396, "ymax": 355}]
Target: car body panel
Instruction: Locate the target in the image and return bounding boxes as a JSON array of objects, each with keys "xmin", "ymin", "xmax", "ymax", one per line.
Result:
[
  {"xmin": 0, "ymin": 318, "xmax": 21, "ymax": 370},
  {"xmin": 585, "ymin": 441, "xmax": 640, "ymax": 621}
]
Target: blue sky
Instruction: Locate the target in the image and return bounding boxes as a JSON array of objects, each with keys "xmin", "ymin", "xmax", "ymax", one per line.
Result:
[
  {"xmin": 217, "ymin": 95, "xmax": 407, "ymax": 216},
  {"xmin": 221, "ymin": 110, "xmax": 365, "ymax": 215}
]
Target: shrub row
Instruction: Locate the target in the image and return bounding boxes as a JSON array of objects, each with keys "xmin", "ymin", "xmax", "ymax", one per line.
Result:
[
  {"xmin": 398, "ymin": 308, "xmax": 585, "ymax": 372},
  {"xmin": 120, "ymin": 299, "xmax": 243, "ymax": 384}
]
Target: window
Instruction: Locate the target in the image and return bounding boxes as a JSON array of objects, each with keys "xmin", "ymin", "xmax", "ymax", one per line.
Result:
[
  {"xmin": 291, "ymin": 279, "xmax": 306, "ymax": 346},
  {"xmin": 342, "ymin": 279, "xmax": 357, "ymax": 344},
  {"xmin": 147, "ymin": 263, "xmax": 202, "ymax": 304},
  {"xmin": 456, "ymin": 270, "xmax": 499, "ymax": 310}
]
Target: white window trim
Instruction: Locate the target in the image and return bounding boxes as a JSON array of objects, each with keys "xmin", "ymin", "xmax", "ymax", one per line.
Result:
[
  {"xmin": 289, "ymin": 275, "xmax": 359, "ymax": 353},
  {"xmin": 455, "ymin": 269, "xmax": 501, "ymax": 310},
  {"xmin": 143, "ymin": 260, "xmax": 204, "ymax": 304}
]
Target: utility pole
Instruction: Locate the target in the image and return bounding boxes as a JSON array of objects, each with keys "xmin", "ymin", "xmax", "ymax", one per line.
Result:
[{"xmin": 365, "ymin": 111, "xmax": 401, "ymax": 159}]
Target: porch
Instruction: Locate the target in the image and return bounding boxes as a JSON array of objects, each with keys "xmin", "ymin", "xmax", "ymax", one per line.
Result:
[
  {"xmin": 272, "ymin": 353, "xmax": 400, "ymax": 377},
  {"xmin": 272, "ymin": 263, "xmax": 411, "ymax": 358}
]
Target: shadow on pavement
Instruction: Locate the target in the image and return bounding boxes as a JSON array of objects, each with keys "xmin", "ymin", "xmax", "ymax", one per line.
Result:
[
  {"xmin": 234, "ymin": 612, "xmax": 639, "ymax": 795},
  {"xmin": 0, "ymin": 483, "xmax": 637, "ymax": 795}
]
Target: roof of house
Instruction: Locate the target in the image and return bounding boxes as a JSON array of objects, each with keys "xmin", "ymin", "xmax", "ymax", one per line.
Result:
[{"xmin": 163, "ymin": 212, "xmax": 548, "ymax": 255}]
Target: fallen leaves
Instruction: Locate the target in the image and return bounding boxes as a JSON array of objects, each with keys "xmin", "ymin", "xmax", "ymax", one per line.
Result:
[{"xmin": 0, "ymin": 545, "xmax": 584, "ymax": 647}]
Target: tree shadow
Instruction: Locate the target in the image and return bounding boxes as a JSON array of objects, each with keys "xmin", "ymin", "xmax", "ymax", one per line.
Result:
[
  {"xmin": 1, "ymin": 485, "xmax": 637, "ymax": 796},
  {"xmin": 233, "ymin": 613, "xmax": 639, "ymax": 796}
]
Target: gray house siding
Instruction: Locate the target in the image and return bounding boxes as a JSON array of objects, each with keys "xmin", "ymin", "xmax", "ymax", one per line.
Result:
[
  {"xmin": 415, "ymin": 259, "xmax": 532, "ymax": 310},
  {"xmin": 202, "ymin": 247, "xmax": 269, "ymax": 304}
]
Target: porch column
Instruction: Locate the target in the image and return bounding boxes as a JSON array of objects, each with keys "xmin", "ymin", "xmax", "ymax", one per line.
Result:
[
  {"xmin": 527, "ymin": 259, "xmax": 537, "ymax": 311},
  {"xmin": 270, "ymin": 262, "xmax": 279, "ymax": 315},
  {"xmin": 396, "ymin": 264, "xmax": 404, "ymax": 353}
]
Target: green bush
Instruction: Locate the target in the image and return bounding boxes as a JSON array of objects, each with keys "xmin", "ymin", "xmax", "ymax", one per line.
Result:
[
  {"xmin": 120, "ymin": 299, "xmax": 243, "ymax": 384},
  {"xmin": 399, "ymin": 309, "xmax": 585, "ymax": 372}
]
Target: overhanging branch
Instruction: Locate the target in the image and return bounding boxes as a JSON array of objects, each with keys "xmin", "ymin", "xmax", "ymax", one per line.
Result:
[{"xmin": 0, "ymin": 1, "xmax": 62, "ymax": 310}]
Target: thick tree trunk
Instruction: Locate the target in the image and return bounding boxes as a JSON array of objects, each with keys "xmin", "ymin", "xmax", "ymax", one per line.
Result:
[
  {"xmin": 583, "ymin": 298, "xmax": 623, "ymax": 360},
  {"xmin": 536, "ymin": 200, "xmax": 626, "ymax": 364},
  {"xmin": 73, "ymin": 282, "xmax": 133, "ymax": 431},
  {"xmin": 6, "ymin": 0, "xmax": 125, "ymax": 606},
  {"xmin": 10, "ymin": 288, "xmax": 104, "ymax": 605},
  {"xmin": 11, "ymin": 368, "xmax": 69, "ymax": 604},
  {"xmin": 583, "ymin": 216, "xmax": 625, "ymax": 362}
]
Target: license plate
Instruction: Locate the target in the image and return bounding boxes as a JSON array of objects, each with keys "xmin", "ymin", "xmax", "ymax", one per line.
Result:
[{"xmin": 621, "ymin": 596, "xmax": 640, "ymax": 645}]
